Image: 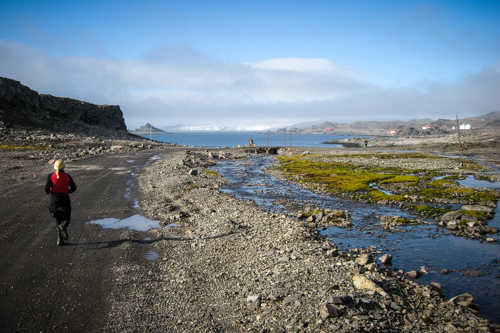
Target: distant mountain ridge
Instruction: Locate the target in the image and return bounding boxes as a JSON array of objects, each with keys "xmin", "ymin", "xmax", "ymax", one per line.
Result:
[{"xmin": 283, "ymin": 112, "xmax": 500, "ymax": 135}]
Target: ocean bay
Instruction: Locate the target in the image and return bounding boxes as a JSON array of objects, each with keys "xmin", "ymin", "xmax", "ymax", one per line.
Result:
[{"xmin": 137, "ymin": 131, "xmax": 369, "ymax": 148}]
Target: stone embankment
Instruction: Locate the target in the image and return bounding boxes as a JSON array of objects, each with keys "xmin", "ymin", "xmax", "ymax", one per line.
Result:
[{"xmin": 102, "ymin": 150, "xmax": 500, "ymax": 332}]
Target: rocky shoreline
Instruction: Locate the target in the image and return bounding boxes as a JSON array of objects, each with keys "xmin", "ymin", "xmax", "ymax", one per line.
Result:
[{"xmin": 101, "ymin": 148, "xmax": 500, "ymax": 332}]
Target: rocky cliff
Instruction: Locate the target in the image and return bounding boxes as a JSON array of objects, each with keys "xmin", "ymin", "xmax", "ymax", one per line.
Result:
[{"xmin": 0, "ymin": 77, "xmax": 128, "ymax": 136}]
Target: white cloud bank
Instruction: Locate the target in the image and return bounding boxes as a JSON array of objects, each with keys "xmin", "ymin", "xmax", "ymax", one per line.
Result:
[{"xmin": 1, "ymin": 40, "xmax": 499, "ymax": 130}]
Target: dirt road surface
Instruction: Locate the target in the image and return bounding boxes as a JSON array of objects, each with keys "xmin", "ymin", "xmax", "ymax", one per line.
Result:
[{"xmin": 0, "ymin": 150, "xmax": 175, "ymax": 332}]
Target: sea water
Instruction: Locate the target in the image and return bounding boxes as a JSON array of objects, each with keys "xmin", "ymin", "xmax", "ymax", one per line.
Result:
[{"xmin": 137, "ymin": 131, "xmax": 371, "ymax": 148}]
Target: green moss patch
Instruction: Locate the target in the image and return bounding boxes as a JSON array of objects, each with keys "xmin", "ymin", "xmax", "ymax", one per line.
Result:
[{"xmin": 276, "ymin": 154, "xmax": 500, "ymax": 206}]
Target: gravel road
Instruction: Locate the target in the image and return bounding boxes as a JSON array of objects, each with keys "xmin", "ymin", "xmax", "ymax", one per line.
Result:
[{"xmin": 0, "ymin": 149, "xmax": 183, "ymax": 332}]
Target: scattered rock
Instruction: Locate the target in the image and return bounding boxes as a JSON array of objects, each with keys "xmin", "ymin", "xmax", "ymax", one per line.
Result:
[
  {"xmin": 378, "ymin": 254, "xmax": 393, "ymax": 265},
  {"xmin": 404, "ymin": 270, "xmax": 422, "ymax": 279},
  {"xmin": 448, "ymin": 293, "xmax": 474, "ymax": 307}
]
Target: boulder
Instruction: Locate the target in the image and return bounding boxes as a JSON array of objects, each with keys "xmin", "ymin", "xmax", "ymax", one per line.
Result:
[
  {"xmin": 487, "ymin": 227, "xmax": 498, "ymax": 234},
  {"xmin": 352, "ymin": 274, "xmax": 387, "ymax": 297},
  {"xmin": 461, "ymin": 205, "xmax": 494, "ymax": 213},
  {"xmin": 355, "ymin": 253, "xmax": 374, "ymax": 266},
  {"xmin": 404, "ymin": 270, "xmax": 422, "ymax": 279},
  {"xmin": 378, "ymin": 254, "xmax": 393, "ymax": 265},
  {"xmin": 420, "ymin": 266, "xmax": 430, "ymax": 274},
  {"xmin": 441, "ymin": 211, "xmax": 461, "ymax": 222},
  {"xmin": 448, "ymin": 293, "xmax": 474, "ymax": 307},
  {"xmin": 315, "ymin": 212, "xmax": 325, "ymax": 221},
  {"xmin": 461, "ymin": 214, "xmax": 481, "ymax": 222},
  {"xmin": 462, "ymin": 270, "xmax": 484, "ymax": 277},
  {"xmin": 326, "ymin": 249, "xmax": 339, "ymax": 257},
  {"xmin": 430, "ymin": 282, "xmax": 443, "ymax": 294}
]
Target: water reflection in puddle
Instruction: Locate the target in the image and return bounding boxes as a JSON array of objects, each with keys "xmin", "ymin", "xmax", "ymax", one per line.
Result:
[
  {"xmin": 210, "ymin": 156, "xmax": 500, "ymax": 323},
  {"xmin": 459, "ymin": 175, "xmax": 500, "ymax": 189},
  {"xmin": 88, "ymin": 215, "xmax": 161, "ymax": 231},
  {"xmin": 144, "ymin": 251, "xmax": 160, "ymax": 261}
]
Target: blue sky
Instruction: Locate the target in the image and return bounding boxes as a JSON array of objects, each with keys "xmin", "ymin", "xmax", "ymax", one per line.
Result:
[{"xmin": 1, "ymin": 0, "xmax": 499, "ymax": 130}]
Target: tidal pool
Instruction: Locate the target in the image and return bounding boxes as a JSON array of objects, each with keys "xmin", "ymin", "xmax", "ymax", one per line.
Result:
[{"xmin": 210, "ymin": 156, "xmax": 500, "ymax": 323}]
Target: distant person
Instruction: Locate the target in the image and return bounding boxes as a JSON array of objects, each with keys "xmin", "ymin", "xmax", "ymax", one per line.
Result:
[{"xmin": 45, "ymin": 159, "xmax": 77, "ymax": 246}]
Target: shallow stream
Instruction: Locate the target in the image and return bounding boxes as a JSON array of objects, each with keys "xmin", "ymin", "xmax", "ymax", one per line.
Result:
[{"xmin": 211, "ymin": 156, "xmax": 500, "ymax": 324}]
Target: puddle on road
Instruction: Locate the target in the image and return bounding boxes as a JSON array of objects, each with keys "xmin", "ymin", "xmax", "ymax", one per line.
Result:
[
  {"xmin": 144, "ymin": 251, "xmax": 160, "ymax": 261},
  {"xmin": 163, "ymin": 223, "xmax": 181, "ymax": 227},
  {"xmin": 210, "ymin": 155, "xmax": 500, "ymax": 324},
  {"xmin": 88, "ymin": 215, "xmax": 161, "ymax": 231}
]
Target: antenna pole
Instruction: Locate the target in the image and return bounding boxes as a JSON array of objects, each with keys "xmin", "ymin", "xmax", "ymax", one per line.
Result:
[{"xmin": 456, "ymin": 115, "xmax": 462, "ymax": 151}]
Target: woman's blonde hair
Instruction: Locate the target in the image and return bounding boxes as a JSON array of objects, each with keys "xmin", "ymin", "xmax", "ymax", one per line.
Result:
[{"xmin": 53, "ymin": 159, "xmax": 65, "ymax": 179}]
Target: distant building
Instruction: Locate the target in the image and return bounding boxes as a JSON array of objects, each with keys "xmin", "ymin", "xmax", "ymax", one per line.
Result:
[
  {"xmin": 422, "ymin": 125, "xmax": 434, "ymax": 130},
  {"xmin": 459, "ymin": 124, "xmax": 471, "ymax": 130},
  {"xmin": 325, "ymin": 128, "xmax": 334, "ymax": 131},
  {"xmin": 387, "ymin": 130, "xmax": 397, "ymax": 135}
]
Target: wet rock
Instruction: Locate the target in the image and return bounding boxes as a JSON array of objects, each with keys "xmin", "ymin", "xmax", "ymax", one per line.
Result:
[
  {"xmin": 448, "ymin": 293, "xmax": 474, "ymax": 307},
  {"xmin": 420, "ymin": 266, "xmax": 430, "ymax": 274},
  {"xmin": 430, "ymin": 282, "xmax": 443, "ymax": 294},
  {"xmin": 487, "ymin": 227, "xmax": 498, "ymax": 234},
  {"xmin": 462, "ymin": 270, "xmax": 484, "ymax": 277},
  {"xmin": 404, "ymin": 270, "xmax": 422, "ymax": 279},
  {"xmin": 378, "ymin": 254, "xmax": 393, "ymax": 265},
  {"xmin": 441, "ymin": 211, "xmax": 462, "ymax": 222}
]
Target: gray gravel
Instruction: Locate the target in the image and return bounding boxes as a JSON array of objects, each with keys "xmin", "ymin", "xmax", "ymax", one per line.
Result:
[{"xmin": 102, "ymin": 149, "xmax": 500, "ymax": 332}]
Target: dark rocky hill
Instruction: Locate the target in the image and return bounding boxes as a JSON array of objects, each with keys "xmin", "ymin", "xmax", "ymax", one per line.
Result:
[
  {"xmin": 132, "ymin": 123, "xmax": 170, "ymax": 134},
  {"xmin": 0, "ymin": 77, "xmax": 129, "ymax": 137}
]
